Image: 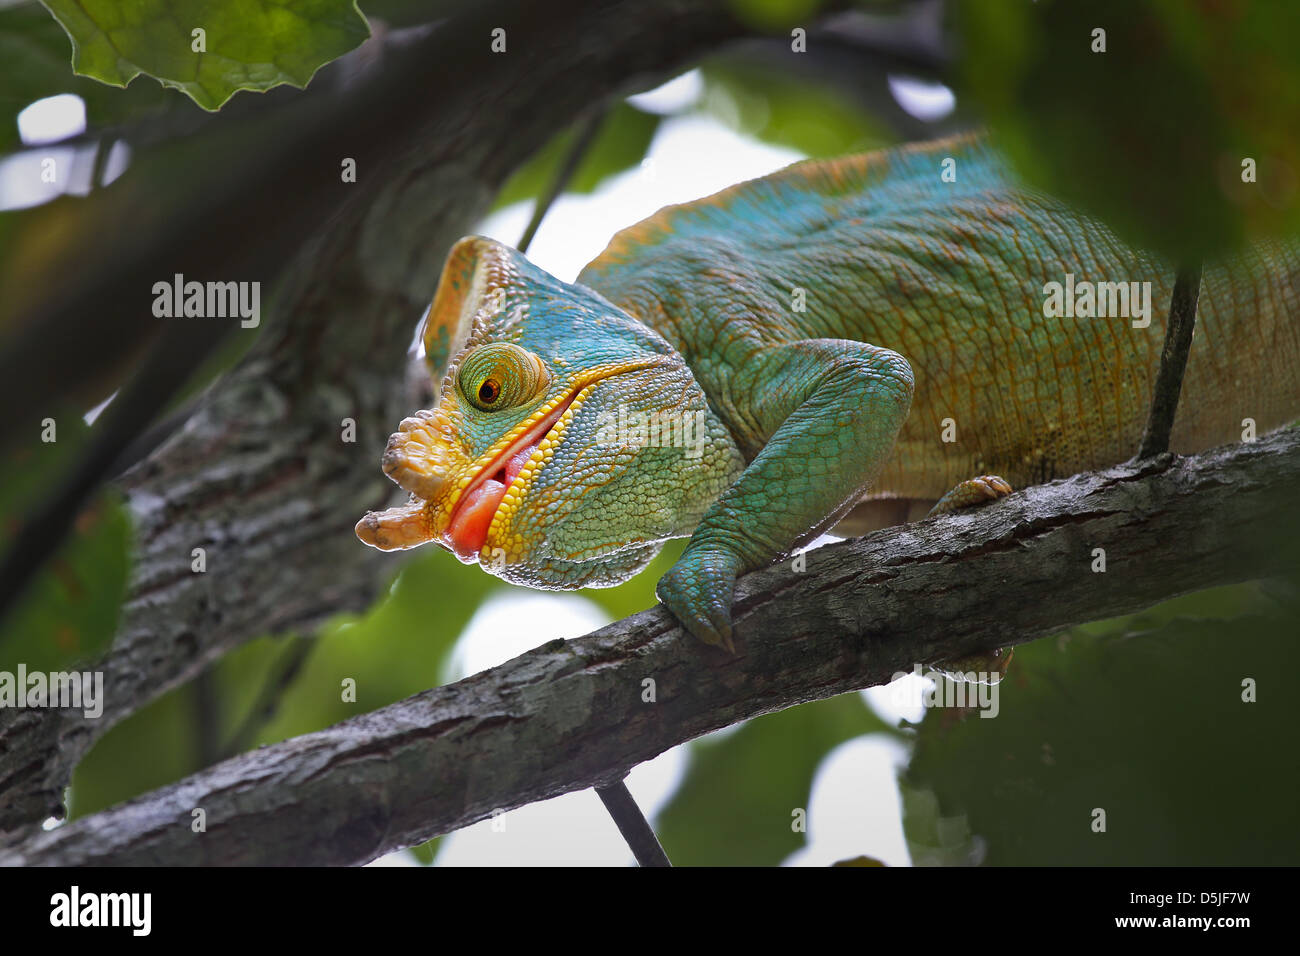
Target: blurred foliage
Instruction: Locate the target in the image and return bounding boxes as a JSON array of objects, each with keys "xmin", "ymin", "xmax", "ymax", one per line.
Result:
[
  {"xmin": 700, "ymin": 58, "xmax": 897, "ymax": 158},
  {"xmin": 903, "ymin": 580, "xmax": 1300, "ymax": 865},
  {"xmin": 0, "ymin": 412, "xmax": 129, "ymax": 675},
  {"xmin": 726, "ymin": 0, "xmax": 826, "ymax": 33},
  {"xmin": 491, "ymin": 103, "xmax": 661, "ymax": 212},
  {"xmin": 581, "ymin": 538, "xmax": 684, "ymax": 622},
  {"xmin": 40, "ymin": 0, "xmax": 371, "ymax": 110},
  {"xmin": 655, "ymin": 693, "xmax": 896, "ymax": 865},
  {"xmin": 0, "ymin": 0, "xmax": 493, "ymax": 155},
  {"xmin": 960, "ymin": 0, "xmax": 1300, "ymax": 262},
  {"xmin": 407, "ymin": 836, "xmax": 441, "ymax": 865},
  {"xmin": 0, "ymin": 3, "xmax": 174, "ymax": 155}
]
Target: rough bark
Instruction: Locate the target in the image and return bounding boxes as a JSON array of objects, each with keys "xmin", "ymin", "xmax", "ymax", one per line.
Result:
[
  {"xmin": 0, "ymin": 0, "xmax": 748, "ymax": 838},
  {"xmin": 6, "ymin": 427, "xmax": 1297, "ymax": 866}
]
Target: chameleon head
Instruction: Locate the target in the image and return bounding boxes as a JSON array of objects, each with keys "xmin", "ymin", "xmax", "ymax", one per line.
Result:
[{"xmin": 355, "ymin": 236, "xmax": 743, "ymax": 589}]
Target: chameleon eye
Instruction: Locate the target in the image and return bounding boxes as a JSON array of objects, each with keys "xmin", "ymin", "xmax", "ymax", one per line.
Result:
[{"xmin": 460, "ymin": 343, "xmax": 549, "ymax": 411}]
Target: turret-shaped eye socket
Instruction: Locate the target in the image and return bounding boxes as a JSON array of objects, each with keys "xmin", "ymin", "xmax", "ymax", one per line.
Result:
[{"xmin": 460, "ymin": 343, "xmax": 549, "ymax": 412}]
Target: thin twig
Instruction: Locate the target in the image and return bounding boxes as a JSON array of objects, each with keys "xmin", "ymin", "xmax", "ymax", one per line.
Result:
[
  {"xmin": 192, "ymin": 670, "xmax": 221, "ymax": 769},
  {"xmin": 517, "ymin": 103, "xmax": 610, "ymax": 254},
  {"xmin": 88, "ymin": 136, "xmax": 112, "ymax": 191},
  {"xmin": 595, "ymin": 778, "xmax": 672, "ymax": 867},
  {"xmin": 1136, "ymin": 264, "xmax": 1203, "ymax": 459}
]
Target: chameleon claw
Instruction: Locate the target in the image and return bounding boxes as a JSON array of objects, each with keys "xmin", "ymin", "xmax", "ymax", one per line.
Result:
[
  {"xmin": 656, "ymin": 547, "xmax": 742, "ymax": 653},
  {"xmin": 928, "ymin": 474, "xmax": 1014, "ymax": 516},
  {"xmin": 687, "ymin": 603, "xmax": 735, "ymax": 653},
  {"xmin": 665, "ymin": 597, "xmax": 734, "ymax": 652}
]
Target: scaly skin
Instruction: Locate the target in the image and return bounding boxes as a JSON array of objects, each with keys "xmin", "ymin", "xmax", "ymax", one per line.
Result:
[{"xmin": 357, "ymin": 134, "xmax": 1300, "ymax": 649}]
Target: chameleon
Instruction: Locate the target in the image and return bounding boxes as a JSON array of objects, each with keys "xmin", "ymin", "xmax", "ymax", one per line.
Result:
[{"xmin": 355, "ymin": 133, "xmax": 1300, "ymax": 650}]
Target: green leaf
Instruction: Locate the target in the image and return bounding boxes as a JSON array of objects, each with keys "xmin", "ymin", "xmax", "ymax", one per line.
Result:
[
  {"xmin": 0, "ymin": 2, "xmax": 173, "ymax": 155},
  {"xmin": 959, "ymin": 0, "xmax": 1300, "ymax": 261},
  {"xmin": 0, "ymin": 411, "xmax": 131, "ymax": 675},
  {"xmin": 66, "ymin": 671, "xmax": 196, "ymax": 819},
  {"xmin": 903, "ymin": 582, "xmax": 1300, "ymax": 865},
  {"xmin": 39, "ymin": 0, "xmax": 371, "ymax": 110},
  {"xmin": 725, "ymin": 0, "xmax": 825, "ymax": 33},
  {"xmin": 656, "ymin": 693, "xmax": 895, "ymax": 866},
  {"xmin": 407, "ymin": 835, "xmax": 441, "ymax": 865},
  {"xmin": 491, "ymin": 103, "xmax": 661, "ymax": 211}
]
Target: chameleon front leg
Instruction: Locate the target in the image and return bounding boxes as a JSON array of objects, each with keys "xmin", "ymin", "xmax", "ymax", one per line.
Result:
[{"xmin": 656, "ymin": 338, "xmax": 914, "ymax": 649}]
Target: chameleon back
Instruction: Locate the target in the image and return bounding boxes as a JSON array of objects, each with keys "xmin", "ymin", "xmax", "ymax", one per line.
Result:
[{"xmin": 580, "ymin": 134, "xmax": 1300, "ymax": 499}]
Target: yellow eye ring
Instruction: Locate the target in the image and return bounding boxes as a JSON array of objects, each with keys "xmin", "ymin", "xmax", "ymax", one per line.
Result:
[{"xmin": 460, "ymin": 343, "xmax": 549, "ymax": 411}]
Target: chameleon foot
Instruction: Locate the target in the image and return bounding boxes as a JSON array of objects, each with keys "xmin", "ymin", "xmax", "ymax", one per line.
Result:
[
  {"xmin": 656, "ymin": 546, "xmax": 743, "ymax": 652},
  {"xmin": 928, "ymin": 475, "xmax": 1013, "ymax": 516}
]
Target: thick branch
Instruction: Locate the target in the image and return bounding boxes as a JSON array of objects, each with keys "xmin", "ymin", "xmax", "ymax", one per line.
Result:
[{"xmin": 6, "ymin": 428, "xmax": 1297, "ymax": 866}]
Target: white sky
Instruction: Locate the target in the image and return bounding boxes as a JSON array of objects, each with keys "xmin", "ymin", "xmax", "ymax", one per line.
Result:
[
  {"xmin": 475, "ymin": 111, "xmax": 803, "ymax": 283},
  {"xmin": 2, "ymin": 92, "xmax": 129, "ymax": 210}
]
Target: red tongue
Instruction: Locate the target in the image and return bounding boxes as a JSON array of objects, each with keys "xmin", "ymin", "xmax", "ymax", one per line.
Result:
[
  {"xmin": 447, "ymin": 478, "xmax": 505, "ymax": 561},
  {"xmin": 444, "ymin": 444, "xmax": 538, "ymax": 563}
]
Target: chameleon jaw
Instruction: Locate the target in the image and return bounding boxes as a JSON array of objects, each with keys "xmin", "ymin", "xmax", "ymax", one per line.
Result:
[
  {"xmin": 356, "ymin": 358, "xmax": 663, "ymax": 559},
  {"xmin": 442, "ymin": 387, "xmax": 582, "ymax": 562}
]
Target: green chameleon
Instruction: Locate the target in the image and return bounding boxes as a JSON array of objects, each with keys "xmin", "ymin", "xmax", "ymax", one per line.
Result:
[{"xmin": 356, "ymin": 133, "xmax": 1299, "ymax": 650}]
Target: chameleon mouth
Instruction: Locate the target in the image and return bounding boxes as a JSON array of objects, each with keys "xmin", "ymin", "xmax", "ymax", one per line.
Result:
[
  {"xmin": 443, "ymin": 390, "xmax": 578, "ymax": 562},
  {"xmin": 355, "ymin": 357, "xmax": 665, "ymax": 558}
]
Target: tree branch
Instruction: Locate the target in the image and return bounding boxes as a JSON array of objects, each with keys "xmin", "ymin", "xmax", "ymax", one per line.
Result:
[{"xmin": 5, "ymin": 428, "xmax": 1297, "ymax": 866}]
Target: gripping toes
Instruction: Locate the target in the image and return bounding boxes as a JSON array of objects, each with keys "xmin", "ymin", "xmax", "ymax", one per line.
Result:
[
  {"xmin": 928, "ymin": 474, "xmax": 1013, "ymax": 516},
  {"xmin": 656, "ymin": 547, "xmax": 743, "ymax": 652}
]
